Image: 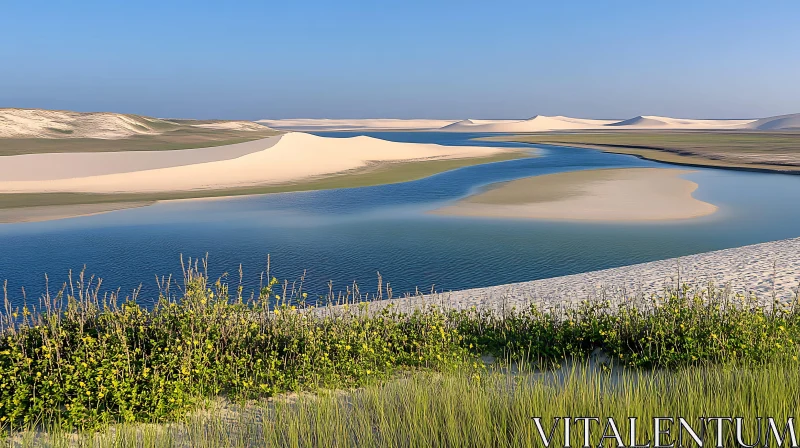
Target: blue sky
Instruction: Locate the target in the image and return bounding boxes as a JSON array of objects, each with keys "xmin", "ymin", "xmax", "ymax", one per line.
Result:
[{"xmin": 1, "ymin": 1, "xmax": 798, "ymax": 119}]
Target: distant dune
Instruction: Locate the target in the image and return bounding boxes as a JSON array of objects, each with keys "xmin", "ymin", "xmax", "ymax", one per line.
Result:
[
  {"xmin": 607, "ymin": 115, "xmax": 754, "ymax": 129},
  {"xmin": 744, "ymin": 113, "xmax": 800, "ymax": 130},
  {"xmin": 440, "ymin": 116, "xmax": 618, "ymax": 133},
  {"xmin": 0, "ymin": 132, "xmax": 510, "ymax": 194},
  {"xmin": 257, "ymin": 118, "xmax": 458, "ymax": 131},
  {"xmin": 0, "ymin": 108, "xmax": 272, "ymax": 139},
  {"xmin": 255, "ymin": 113, "xmax": 800, "ymax": 133},
  {"xmin": 187, "ymin": 121, "xmax": 270, "ymax": 132},
  {"xmin": 4, "ymin": 108, "xmax": 799, "ymax": 143},
  {"xmin": 436, "ymin": 113, "xmax": 800, "ymax": 132},
  {"xmin": 607, "ymin": 116, "xmax": 670, "ymax": 127}
]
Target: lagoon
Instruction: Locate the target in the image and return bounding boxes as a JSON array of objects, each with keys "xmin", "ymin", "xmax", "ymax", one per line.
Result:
[{"xmin": 1, "ymin": 132, "xmax": 800, "ymax": 307}]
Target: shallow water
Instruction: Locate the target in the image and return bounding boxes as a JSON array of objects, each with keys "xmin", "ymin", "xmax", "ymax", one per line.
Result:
[{"xmin": 2, "ymin": 132, "xmax": 800, "ymax": 307}]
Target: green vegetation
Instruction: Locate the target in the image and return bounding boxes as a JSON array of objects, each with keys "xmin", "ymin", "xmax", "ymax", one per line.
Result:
[
  {"xmin": 2, "ymin": 262, "xmax": 799, "ymax": 440},
  {"xmin": 484, "ymin": 131, "xmax": 800, "ymax": 172},
  {"xmin": 10, "ymin": 362, "xmax": 800, "ymax": 447},
  {"xmin": 0, "ymin": 152, "xmax": 526, "ymax": 212}
]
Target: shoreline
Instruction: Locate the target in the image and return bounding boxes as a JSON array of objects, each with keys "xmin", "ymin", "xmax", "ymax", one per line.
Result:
[{"xmin": 365, "ymin": 236, "xmax": 800, "ymax": 314}]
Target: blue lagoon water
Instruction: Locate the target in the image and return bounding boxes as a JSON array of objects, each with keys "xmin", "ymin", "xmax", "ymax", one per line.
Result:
[{"xmin": 1, "ymin": 132, "xmax": 799, "ymax": 306}]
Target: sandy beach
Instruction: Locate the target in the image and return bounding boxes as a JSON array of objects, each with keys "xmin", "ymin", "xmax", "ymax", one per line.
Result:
[
  {"xmin": 432, "ymin": 168, "xmax": 718, "ymax": 222},
  {"xmin": 0, "ymin": 132, "xmax": 510, "ymax": 194}
]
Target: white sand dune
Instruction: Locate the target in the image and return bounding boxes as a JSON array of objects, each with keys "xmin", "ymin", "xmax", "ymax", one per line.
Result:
[
  {"xmin": 189, "ymin": 121, "xmax": 270, "ymax": 131},
  {"xmin": 262, "ymin": 113, "xmax": 800, "ymax": 133},
  {"xmin": 607, "ymin": 115, "xmax": 754, "ymax": 129},
  {"xmin": 440, "ymin": 116, "xmax": 618, "ymax": 133},
  {"xmin": 256, "ymin": 118, "xmax": 459, "ymax": 131},
  {"xmin": 0, "ymin": 132, "xmax": 509, "ymax": 194},
  {"xmin": 606, "ymin": 116, "xmax": 670, "ymax": 127},
  {"xmin": 744, "ymin": 113, "xmax": 800, "ymax": 130},
  {"xmin": 439, "ymin": 115, "xmax": 762, "ymax": 132},
  {"xmin": 0, "ymin": 108, "xmax": 183, "ymax": 139},
  {"xmin": 436, "ymin": 114, "xmax": 800, "ymax": 132},
  {"xmin": 0, "ymin": 108, "xmax": 273, "ymax": 139}
]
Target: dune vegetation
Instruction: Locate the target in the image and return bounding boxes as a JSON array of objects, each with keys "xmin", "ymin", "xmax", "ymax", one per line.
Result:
[{"xmin": 2, "ymin": 261, "xmax": 799, "ymax": 444}]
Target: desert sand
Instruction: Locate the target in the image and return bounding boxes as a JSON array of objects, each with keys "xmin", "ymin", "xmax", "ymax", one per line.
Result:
[
  {"xmin": 257, "ymin": 118, "xmax": 458, "ymax": 131},
  {"xmin": 743, "ymin": 113, "xmax": 800, "ymax": 130},
  {"xmin": 269, "ymin": 114, "xmax": 797, "ymax": 134},
  {"xmin": 438, "ymin": 113, "xmax": 800, "ymax": 133},
  {"xmin": 432, "ymin": 168, "xmax": 717, "ymax": 222},
  {"xmin": 189, "ymin": 121, "xmax": 269, "ymax": 131},
  {"xmin": 438, "ymin": 115, "xmax": 769, "ymax": 133},
  {"xmin": 0, "ymin": 132, "xmax": 510, "ymax": 194},
  {"xmin": 440, "ymin": 116, "xmax": 619, "ymax": 132},
  {"xmin": 0, "ymin": 108, "xmax": 272, "ymax": 139}
]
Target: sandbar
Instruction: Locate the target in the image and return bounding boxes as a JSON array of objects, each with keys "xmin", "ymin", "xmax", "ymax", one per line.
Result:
[
  {"xmin": 431, "ymin": 168, "xmax": 717, "ymax": 222},
  {"xmin": 0, "ymin": 202, "xmax": 152, "ymax": 224}
]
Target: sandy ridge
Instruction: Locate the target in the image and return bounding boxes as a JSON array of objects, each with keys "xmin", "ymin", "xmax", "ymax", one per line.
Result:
[
  {"xmin": 260, "ymin": 113, "xmax": 800, "ymax": 133},
  {"xmin": 0, "ymin": 132, "xmax": 510, "ymax": 194}
]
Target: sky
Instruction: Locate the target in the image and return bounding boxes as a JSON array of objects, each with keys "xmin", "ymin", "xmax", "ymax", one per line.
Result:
[{"xmin": 1, "ymin": 1, "xmax": 799, "ymax": 120}]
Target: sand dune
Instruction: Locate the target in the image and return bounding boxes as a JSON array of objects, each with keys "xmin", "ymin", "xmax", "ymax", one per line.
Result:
[
  {"xmin": 607, "ymin": 115, "xmax": 754, "ymax": 129},
  {"xmin": 607, "ymin": 116, "xmax": 670, "ymax": 127},
  {"xmin": 0, "ymin": 108, "xmax": 273, "ymax": 139},
  {"xmin": 260, "ymin": 113, "xmax": 800, "ymax": 134},
  {"xmin": 440, "ymin": 115, "xmax": 618, "ymax": 133},
  {"xmin": 744, "ymin": 113, "xmax": 800, "ymax": 130},
  {"xmin": 436, "ymin": 114, "xmax": 800, "ymax": 132},
  {"xmin": 432, "ymin": 168, "xmax": 717, "ymax": 222},
  {"xmin": 439, "ymin": 115, "xmax": 762, "ymax": 132},
  {"xmin": 189, "ymin": 121, "xmax": 271, "ymax": 131},
  {"xmin": 0, "ymin": 108, "xmax": 180, "ymax": 139},
  {"xmin": 257, "ymin": 118, "xmax": 458, "ymax": 131},
  {"xmin": 0, "ymin": 132, "xmax": 509, "ymax": 194}
]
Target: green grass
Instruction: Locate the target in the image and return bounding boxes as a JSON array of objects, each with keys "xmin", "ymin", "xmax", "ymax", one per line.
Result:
[
  {"xmin": 483, "ymin": 131, "xmax": 800, "ymax": 172},
  {"xmin": 2, "ymin": 261, "xmax": 799, "ymax": 440},
  {"xmin": 10, "ymin": 362, "xmax": 800, "ymax": 447},
  {"xmin": 0, "ymin": 152, "xmax": 527, "ymax": 211}
]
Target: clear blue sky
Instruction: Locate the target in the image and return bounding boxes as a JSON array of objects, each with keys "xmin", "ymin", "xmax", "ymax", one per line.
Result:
[{"xmin": 2, "ymin": 1, "xmax": 798, "ymax": 120}]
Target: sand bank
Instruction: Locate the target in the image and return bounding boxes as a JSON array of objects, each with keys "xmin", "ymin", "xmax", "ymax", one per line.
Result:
[
  {"xmin": 0, "ymin": 132, "xmax": 511, "ymax": 194},
  {"xmin": 432, "ymin": 168, "xmax": 717, "ymax": 222},
  {"xmin": 0, "ymin": 202, "xmax": 152, "ymax": 224}
]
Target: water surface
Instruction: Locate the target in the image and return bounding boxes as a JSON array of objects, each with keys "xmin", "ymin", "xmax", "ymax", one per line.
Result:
[{"xmin": 2, "ymin": 132, "xmax": 799, "ymax": 307}]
